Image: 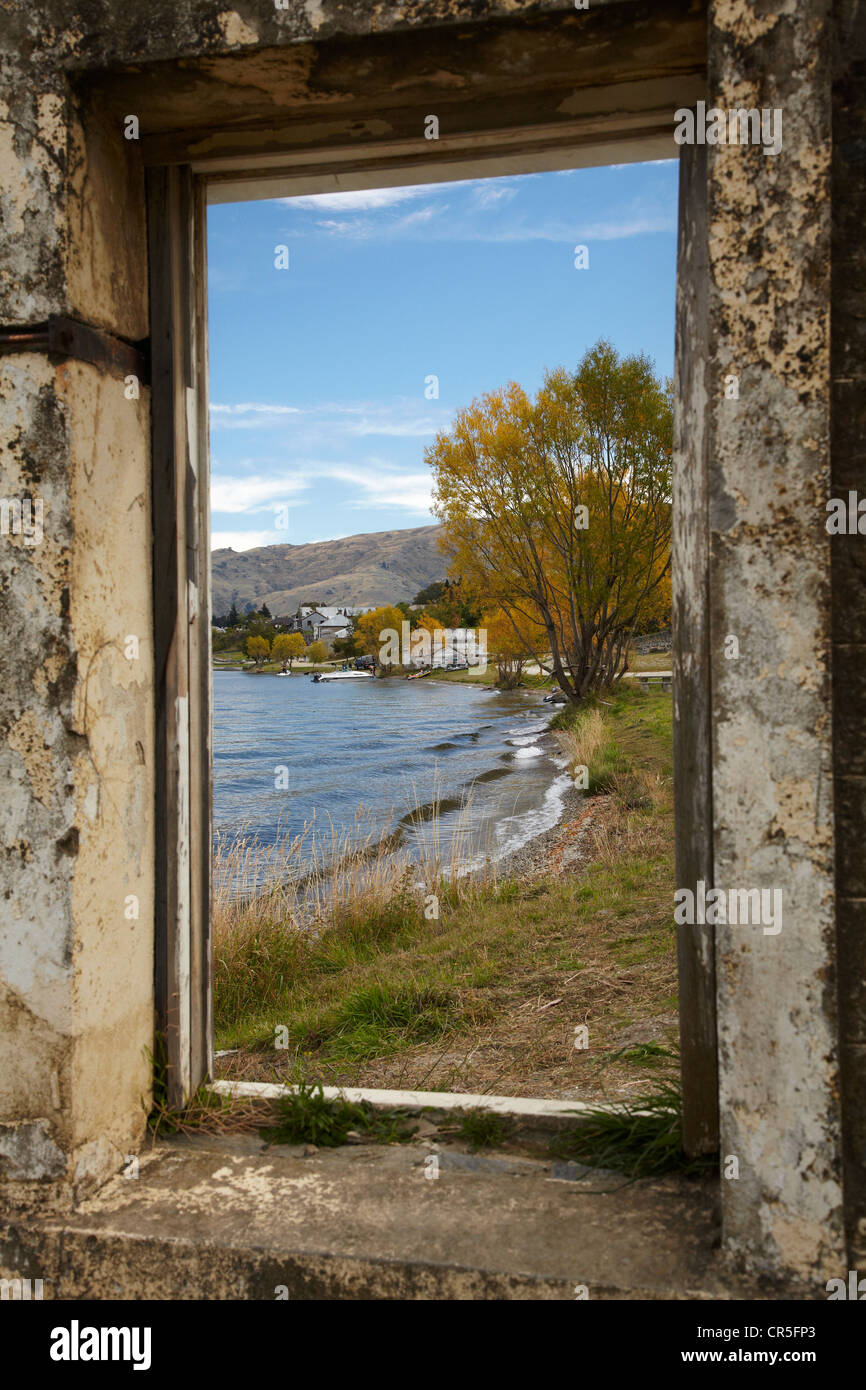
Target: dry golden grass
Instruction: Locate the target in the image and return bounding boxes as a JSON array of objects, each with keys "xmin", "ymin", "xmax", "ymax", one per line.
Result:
[
  {"xmin": 214, "ymin": 794, "xmax": 495, "ymax": 951},
  {"xmin": 556, "ymin": 705, "xmax": 609, "ymax": 784}
]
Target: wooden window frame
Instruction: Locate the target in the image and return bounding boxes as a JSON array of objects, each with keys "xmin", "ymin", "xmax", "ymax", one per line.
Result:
[{"xmin": 141, "ymin": 25, "xmax": 716, "ymax": 1149}]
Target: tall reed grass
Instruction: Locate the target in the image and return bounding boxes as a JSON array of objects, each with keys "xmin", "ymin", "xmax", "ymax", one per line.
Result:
[
  {"xmin": 554, "ymin": 704, "xmax": 618, "ymax": 792},
  {"xmin": 213, "ymin": 793, "xmax": 496, "ymax": 1034}
]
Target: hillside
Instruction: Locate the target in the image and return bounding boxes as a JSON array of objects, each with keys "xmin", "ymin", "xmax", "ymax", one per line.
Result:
[{"xmin": 211, "ymin": 524, "xmax": 449, "ymax": 617}]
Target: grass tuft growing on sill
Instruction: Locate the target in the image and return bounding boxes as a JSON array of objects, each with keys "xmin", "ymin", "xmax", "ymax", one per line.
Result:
[
  {"xmin": 263, "ymin": 1081, "xmax": 418, "ymax": 1148},
  {"xmin": 550, "ymin": 1082, "xmax": 716, "ymax": 1180}
]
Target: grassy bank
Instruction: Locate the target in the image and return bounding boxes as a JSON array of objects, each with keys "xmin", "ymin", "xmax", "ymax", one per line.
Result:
[{"xmin": 213, "ymin": 685, "xmax": 676, "ymax": 1100}]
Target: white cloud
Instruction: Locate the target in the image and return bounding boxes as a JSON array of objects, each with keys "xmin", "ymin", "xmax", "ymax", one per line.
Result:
[
  {"xmin": 397, "ymin": 205, "xmax": 438, "ymax": 226},
  {"xmin": 283, "ymin": 184, "xmax": 435, "ymax": 212},
  {"xmin": 209, "ymin": 398, "xmax": 449, "ymax": 443},
  {"xmin": 310, "ymin": 203, "xmax": 440, "ymax": 240},
  {"xmin": 327, "ymin": 465, "xmax": 435, "ymax": 514},
  {"xmin": 474, "ymin": 183, "xmax": 518, "ymax": 208},
  {"xmin": 446, "ymin": 212, "xmax": 675, "ymax": 243},
  {"xmin": 314, "ymin": 217, "xmax": 371, "ymax": 235},
  {"xmin": 345, "ymin": 415, "xmax": 442, "ymax": 439},
  {"xmin": 209, "ymin": 403, "xmax": 302, "ymax": 429},
  {"xmin": 210, "ymin": 474, "xmax": 309, "ymax": 513},
  {"xmin": 288, "ymin": 202, "xmax": 674, "ymax": 246},
  {"xmin": 210, "ymin": 402, "xmax": 300, "ymax": 415},
  {"xmin": 275, "ymin": 170, "xmax": 675, "ymax": 245},
  {"xmin": 210, "ymin": 453, "xmax": 436, "ymax": 519},
  {"xmin": 211, "ymin": 529, "xmax": 283, "ymax": 552}
]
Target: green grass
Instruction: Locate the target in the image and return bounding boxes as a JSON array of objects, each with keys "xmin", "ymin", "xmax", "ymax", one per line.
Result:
[
  {"xmin": 625, "ymin": 650, "xmax": 671, "ymax": 672},
  {"xmin": 214, "ymin": 686, "xmax": 677, "ymax": 1094},
  {"xmin": 454, "ymin": 1108, "xmax": 513, "ymax": 1151},
  {"xmin": 263, "ymin": 1081, "xmax": 418, "ymax": 1147},
  {"xmin": 551, "ymin": 685, "xmax": 672, "ymax": 795},
  {"xmin": 301, "ymin": 982, "xmax": 460, "ymax": 1063},
  {"xmin": 599, "ymin": 1041, "xmax": 677, "ymax": 1069},
  {"xmin": 426, "ymin": 665, "xmax": 555, "ymax": 691},
  {"xmin": 212, "ymin": 645, "xmax": 334, "ymax": 674},
  {"xmin": 550, "ymin": 1083, "xmax": 716, "ymax": 1180}
]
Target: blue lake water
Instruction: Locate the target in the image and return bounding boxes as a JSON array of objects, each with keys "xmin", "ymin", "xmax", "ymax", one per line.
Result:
[{"xmin": 212, "ymin": 670, "xmax": 570, "ymax": 879}]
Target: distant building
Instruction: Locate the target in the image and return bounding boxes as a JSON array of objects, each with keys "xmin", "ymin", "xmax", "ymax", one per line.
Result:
[
  {"xmin": 406, "ymin": 627, "xmax": 484, "ymax": 669},
  {"xmin": 294, "ymin": 605, "xmax": 354, "ymax": 643}
]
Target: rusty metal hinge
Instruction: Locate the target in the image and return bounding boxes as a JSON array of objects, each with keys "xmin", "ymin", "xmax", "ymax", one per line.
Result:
[{"xmin": 0, "ymin": 315, "xmax": 150, "ymax": 386}]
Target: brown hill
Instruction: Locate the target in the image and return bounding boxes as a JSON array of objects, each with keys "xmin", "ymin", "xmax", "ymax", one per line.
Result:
[{"xmin": 211, "ymin": 524, "xmax": 449, "ymax": 618}]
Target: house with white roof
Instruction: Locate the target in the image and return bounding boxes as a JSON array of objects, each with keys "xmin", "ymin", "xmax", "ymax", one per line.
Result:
[{"xmin": 294, "ymin": 605, "xmax": 354, "ymax": 643}]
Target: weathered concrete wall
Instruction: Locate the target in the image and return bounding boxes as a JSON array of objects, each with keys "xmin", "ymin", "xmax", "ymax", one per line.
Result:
[
  {"xmin": 831, "ymin": 0, "xmax": 866, "ymax": 1271},
  {"xmin": 1, "ymin": 0, "xmax": 861, "ymax": 1294},
  {"xmin": 0, "ymin": 39, "xmax": 153, "ymax": 1198},
  {"xmin": 707, "ymin": 0, "xmax": 845, "ymax": 1280}
]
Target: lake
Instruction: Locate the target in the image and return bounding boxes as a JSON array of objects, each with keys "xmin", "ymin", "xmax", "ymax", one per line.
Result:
[{"xmin": 212, "ymin": 670, "xmax": 570, "ymax": 884}]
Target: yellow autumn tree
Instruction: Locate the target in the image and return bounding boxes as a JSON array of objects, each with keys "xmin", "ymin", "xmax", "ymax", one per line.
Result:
[
  {"xmin": 354, "ymin": 605, "xmax": 406, "ymax": 670},
  {"xmin": 483, "ymin": 606, "xmax": 548, "ymax": 689},
  {"xmin": 246, "ymin": 634, "xmax": 270, "ymax": 665},
  {"xmin": 427, "ymin": 340, "xmax": 672, "ymax": 700},
  {"xmin": 272, "ymin": 632, "xmax": 306, "ymax": 670},
  {"xmin": 306, "ymin": 640, "xmax": 329, "ymax": 664}
]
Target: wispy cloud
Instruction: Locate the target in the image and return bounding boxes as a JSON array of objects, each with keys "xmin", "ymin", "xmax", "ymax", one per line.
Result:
[
  {"xmin": 210, "ymin": 473, "xmax": 309, "ymax": 513},
  {"xmin": 344, "ymin": 414, "xmax": 443, "ymax": 439},
  {"xmin": 280, "ymin": 188, "xmax": 674, "ymax": 245},
  {"xmin": 211, "ymin": 529, "xmax": 286, "ymax": 553},
  {"xmin": 475, "ymin": 211, "xmax": 675, "ymax": 243},
  {"xmin": 210, "ymin": 402, "xmax": 300, "ymax": 415},
  {"xmin": 474, "ymin": 183, "xmax": 519, "ymax": 209},
  {"xmin": 326, "ymin": 464, "xmax": 434, "ymax": 514},
  {"xmin": 211, "ymin": 459, "xmax": 436, "ymax": 521},
  {"xmin": 209, "ymin": 398, "xmax": 450, "ymax": 442},
  {"xmin": 283, "ymin": 185, "xmax": 435, "ymax": 212}
]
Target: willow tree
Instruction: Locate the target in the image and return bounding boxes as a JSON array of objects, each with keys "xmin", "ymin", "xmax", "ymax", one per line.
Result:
[
  {"xmin": 483, "ymin": 605, "xmax": 548, "ymax": 690},
  {"xmin": 427, "ymin": 341, "xmax": 672, "ymax": 701}
]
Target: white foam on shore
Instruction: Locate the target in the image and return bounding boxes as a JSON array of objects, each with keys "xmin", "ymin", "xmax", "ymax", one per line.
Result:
[
  {"xmin": 456, "ymin": 765, "xmax": 573, "ymax": 875},
  {"xmin": 493, "ymin": 770, "xmax": 573, "ymax": 859}
]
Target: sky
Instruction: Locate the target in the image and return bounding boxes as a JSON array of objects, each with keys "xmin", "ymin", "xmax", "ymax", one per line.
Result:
[{"xmin": 207, "ymin": 159, "xmax": 679, "ymax": 552}]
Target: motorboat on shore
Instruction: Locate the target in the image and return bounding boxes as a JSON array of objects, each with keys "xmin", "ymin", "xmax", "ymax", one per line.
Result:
[{"xmin": 312, "ymin": 668, "xmax": 375, "ymax": 682}]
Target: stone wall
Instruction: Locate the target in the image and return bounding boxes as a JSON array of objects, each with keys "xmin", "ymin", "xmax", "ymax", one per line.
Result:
[
  {"xmin": 707, "ymin": 0, "xmax": 844, "ymax": 1280},
  {"xmin": 633, "ymin": 628, "xmax": 673, "ymax": 654},
  {"xmin": 0, "ymin": 23, "xmax": 154, "ymax": 1199}
]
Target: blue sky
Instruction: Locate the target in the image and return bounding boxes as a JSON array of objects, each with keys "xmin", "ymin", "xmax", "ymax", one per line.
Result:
[{"xmin": 207, "ymin": 160, "xmax": 678, "ymax": 551}]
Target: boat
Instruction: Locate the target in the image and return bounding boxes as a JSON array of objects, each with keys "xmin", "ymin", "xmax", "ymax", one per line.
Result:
[
  {"xmin": 312, "ymin": 669, "xmax": 375, "ymax": 682},
  {"xmin": 406, "ymin": 667, "xmax": 433, "ymax": 680}
]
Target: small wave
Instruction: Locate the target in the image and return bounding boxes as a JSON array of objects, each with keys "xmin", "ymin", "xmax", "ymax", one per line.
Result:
[
  {"xmin": 398, "ymin": 796, "xmax": 463, "ymax": 827},
  {"xmin": 513, "ymin": 745, "xmax": 545, "ymax": 760},
  {"xmin": 469, "ymin": 767, "xmax": 513, "ymax": 786},
  {"xmin": 457, "ymin": 771, "xmax": 573, "ymax": 876},
  {"xmin": 428, "ymin": 740, "xmax": 458, "ymax": 751},
  {"xmin": 494, "ymin": 772, "xmax": 573, "ymax": 857}
]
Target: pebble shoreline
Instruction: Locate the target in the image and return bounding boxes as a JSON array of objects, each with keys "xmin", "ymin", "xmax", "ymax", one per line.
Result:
[{"xmin": 490, "ymin": 730, "xmax": 585, "ymax": 882}]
